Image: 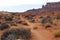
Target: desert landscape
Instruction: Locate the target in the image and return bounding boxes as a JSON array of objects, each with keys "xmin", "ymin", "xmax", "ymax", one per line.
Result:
[{"xmin": 0, "ymin": 2, "xmax": 60, "ymax": 40}]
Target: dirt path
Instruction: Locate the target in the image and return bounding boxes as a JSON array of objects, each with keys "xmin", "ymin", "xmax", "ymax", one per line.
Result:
[
  {"xmin": 31, "ymin": 29, "xmax": 54, "ymax": 40},
  {"xmin": 20, "ymin": 17, "xmax": 54, "ymax": 40}
]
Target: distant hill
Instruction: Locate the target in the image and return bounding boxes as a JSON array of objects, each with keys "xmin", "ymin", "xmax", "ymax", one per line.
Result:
[{"xmin": 24, "ymin": 2, "xmax": 60, "ymax": 14}]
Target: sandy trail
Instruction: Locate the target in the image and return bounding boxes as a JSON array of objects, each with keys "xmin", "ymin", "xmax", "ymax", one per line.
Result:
[
  {"xmin": 20, "ymin": 16, "xmax": 54, "ymax": 40},
  {"xmin": 31, "ymin": 29, "xmax": 54, "ymax": 40}
]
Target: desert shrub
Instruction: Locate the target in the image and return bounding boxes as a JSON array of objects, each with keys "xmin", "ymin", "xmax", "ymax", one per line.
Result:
[
  {"xmin": 1, "ymin": 28, "xmax": 31, "ymax": 40},
  {"xmin": 11, "ymin": 13, "xmax": 16, "ymax": 15},
  {"xmin": 18, "ymin": 28, "xmax": 31, "ymax": 39},
  {"xmin": 39, "ymin": 16, "xmax": 44, "ymax": 19},
  {"xmin": 26, "ymin": 28, "xmax": 31, "ymax": 32},
  {"xmin": 0, "ymin": 22, "xmax": 9, "ymax": 30},
  {"xmin": 33, "ymin": 27, "xmax": 38, "ymax": 29},
  {"xmin": 44, "ymin": 23, "xmax": 51, "ymax": 28},
  {"xmin": 52, "ymin": 12, "xmax": 55, "ymax": 15},
  {"xmin": 4, "ymin": 16, "xmax": 13, "ymax": 21},
  {"xmin": 56, "ymin": 15, "xmax": 60, "ymax": 19},
  {"xmin": 54, "ymin": 30, "xmax": 60, "ymax": 37},
  {"xmin": 11, "ymin": 13, "xmax": 20, "ymax": 17},
  {"xmin": 0, "ymin": 14, "xmax": 3, "ymax": 18},
  {"xmin": 1, "ymin": 29, "xmax": 17, "ymax": 40},
  {"xmin": 21, "ymin": 21, "xmax": 28, "ymax": 26},
  {"xmin": 25, "ymin": 15, "xmax": 33, "ymax": 19},
  {"xmin": 53, "ymin": 23, "xmax": 57, "ymax": 26},
  {"xmin": 41, "ymin": 16, "xmax": 53, "ymax": 24},
  {"xmin": 25, "ymin": 14, "xmax": 35, "ymax": 18},
  {"xmin": 15, "ymin": 20, "xmax": 23, "ymax": 24},
  {"xmin": 7, "ymin": 21, "xmax": 17, "ymax": 26},
  {"xmin": 10, "ymin": 22, "xmax": 17, "ymax": 26},
  {"xmin": 30, "ymin": 14, "xmax": 36, "ymax": 17},
  {"xmin": 25, "ymin": 15, "xmax": 35, "ymax": 23},
  {"xmin": 0, "ymin": 22, "xmax": 2, "ymax": 24},
  {"xmin": 29, "ymin": 19, "xmax": 35, "ymax": 23}
]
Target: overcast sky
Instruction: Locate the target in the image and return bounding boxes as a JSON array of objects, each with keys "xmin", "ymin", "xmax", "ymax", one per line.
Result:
[{"xmin": 0, "ymin": 0, "xmax": 60, "ymax": 12}]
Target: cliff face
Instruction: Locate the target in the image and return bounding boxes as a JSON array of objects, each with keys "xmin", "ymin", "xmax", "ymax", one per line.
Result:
[
  {"xmin": 42, "ymin": 2, "xmax": 60, "ymax": 11},
  {"xmin": 43, "ymin": 2, "xmax": 60, "ymax": 8},
  {"xmin": 25, "ymin": 2, "xmax": 60, "ymax": 14}
]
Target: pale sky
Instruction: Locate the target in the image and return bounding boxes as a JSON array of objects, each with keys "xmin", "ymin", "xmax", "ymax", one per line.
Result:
[{"xmin": 0, "ymin": 0, "xmax": 60, "ymax": 12}]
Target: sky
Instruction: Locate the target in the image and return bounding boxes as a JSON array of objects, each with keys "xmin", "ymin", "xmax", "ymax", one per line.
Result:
[{"xmin": 0, "ymin": 0, "xmax": 60, "ymax": 12}]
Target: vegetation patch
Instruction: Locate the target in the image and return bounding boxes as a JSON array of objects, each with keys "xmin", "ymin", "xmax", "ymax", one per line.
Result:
[
  {"xmin": 21, "ymin": 21, "xmax": 28, "ymax": 26},
  {"xmin": 6, "ymin": 21, "xmax": 17, "ymax": 26},
  {"xmin": 54, "ymin": 30, "xmax": 60, "ymax": 37},
  {"xmin": 15, "ymin": 20, "xmax": 23, "ymax": 24},
  {"xmin": 33, "ymin": 27, "xmax": 38, "ymax": 30},
  {"xmin": 41, "ymin": 16, "xmax": 53, "ymax": 28},
  {"xmin": 56, "ymin": 15, "xmax": 60, "ymax": 19},
  {"xmin": 44, "ymin": 23, "xmax": 52, "ymax": 28},
  {"xmin": 1, "ymin": 28, "xmax": 31, "ymax": 40},
  {"xmin": 41, "ymin": 16, "xmax": 53, "ymax": 24},
  {"xmin": 4, "ymin": 15, "xmax": 13, "ymax": 21},
  {"xmin": 0, "ymin": 22, "xmax": 9, "ymax": 30}
]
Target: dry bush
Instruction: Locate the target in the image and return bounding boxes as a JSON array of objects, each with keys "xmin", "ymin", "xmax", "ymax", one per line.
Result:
[
  {"xmin": 0, "ymin": 22, "xmax": 9, "ymax": 30},
  {"xmin": 39, "ymin": 16, "xmax": 44, "ymax": 19},
  {"xmin": 4, "ymin": 15, "xmax": 13, "ymax": 21},
  {"xmin": 1, "ymin": 28, "xmax": 31, "ymax": 40},
  {"xmin": 21, "ymin": 21, "xmax": 28, "ymax": 26},
  {"xmin": 29, "ymin": 19, "xmax": 35, "ymax": 23},
  {"xmin": 6, "ymin": 21, "xmax": 17, "ymax": 26},
  {"xmin": 0, "ymin": 14, "xmax": 3, "ymax": 18},
  {"xmin": 42, "ymin": 23, "xmax": 52, "ymax": 28},
  {"xmin": 15, "ymin": 20, "xmax": 23, "ymax": 24},
  {"xmin": 54, "ymin": 30, "xmax": 60, "ymax": 37},
  {"xmin": 25, "ymin": 15, "xmax": 35, "ymax": 23},
  {"xmin": 41, "ymin": 16, "xmax": 53, "ymax": 24},
  {"xmin": 41, "ymin": 16, "xmax": 53, "ymax": 28},
  {"xmin": 56, "ymin": 15, "xmax": 60, "ymax": 19},
  {"xmin": 33, "ymin": 27, "xmax": 38, "ymax": 30},
  {"xmin": 18, "ymin": 28, "xmax": 31, "ymax": 39}
]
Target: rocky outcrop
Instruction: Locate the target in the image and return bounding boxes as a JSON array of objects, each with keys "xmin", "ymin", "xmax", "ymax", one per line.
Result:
[
  {"xmin": 25, "ymin": 2, "xmax": 60, "ymax": 13},
  {"xmin": 42, "ymin": 2, "xmax": 60, "ymax": 11}
]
